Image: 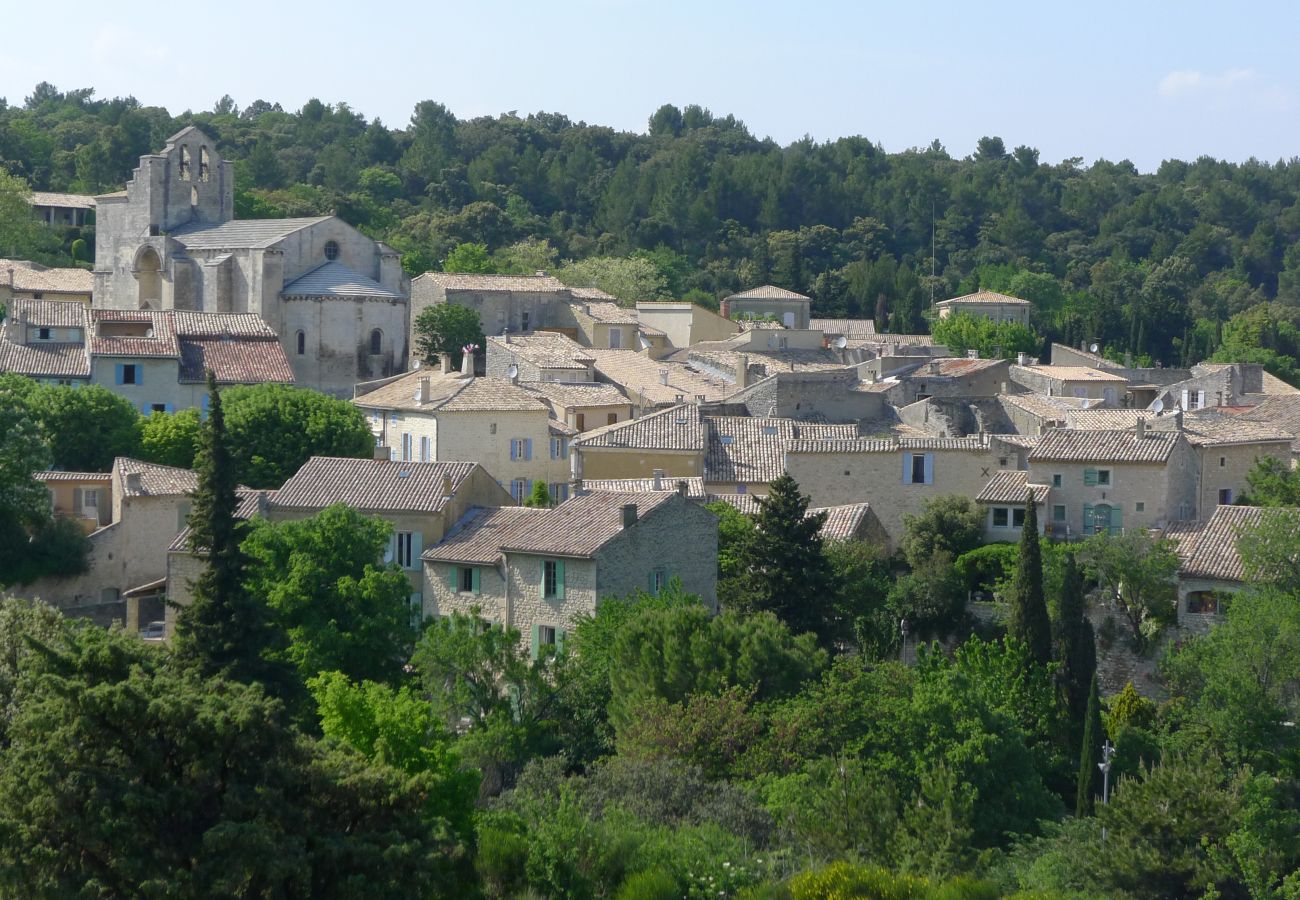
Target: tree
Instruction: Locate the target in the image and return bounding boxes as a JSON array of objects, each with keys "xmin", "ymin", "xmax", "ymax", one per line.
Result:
[
  {"xmin": 1239, "ymin": 455, "xmax": 1300, "ymax": 507},
  {"xmin": 221, "ymin": 383, "xmax": 375, "ymax": 489},
  {"xmin": 1079, "ymin": 530, "xmax": 1180, "ymax": 649},
  {"xmin": 1007, "ymin": 493, "xmax": 1051, "ymax": 665},
  {"xmin": 524, "ymin": 480, "xmax": 552, "ymax": 508},
  {"xmin": 413, "ymin": 303, "xmax": 485, "ymax": 371},
  {"xmin": 899, "ymin": 495, "xmax": 983, "ymax": 569},
  {"xmin": 0, "ymin": 170, "xmax": 57, "ymax": 262},
  {"xmin": 242, "ymin": 505, "xmax": 417, "ymax": 686},
  {"xmin": 1075, "ymin": 674, "xmax": 1103, "ymax": 816},
  {"xmin": 726, "ymin": 474, "xmax": 837, "ymax": 642},
  {"xmin": 139, "ymin": 407, "xmax": 203, "ymax": 469},
  {"xmin": 25, "ymin": 382, "xmax": 141, "ymax": 471},
  {"xmin": 930, "ymin": 312, "xmax": 1038, "ymax": 359},
  {"xmin": 1054, "ymin": 551, "xmax": 1096, "ymax": 741},
  {"xmin": 557, "ymin": 256, "xmax": 668, "ymax": 303},
  {"xmin": 442, "ymin": 241, "xmax": 496, "ymax": 273},
  {"xmin": 173, "ymin": 374, "xmax": 285, "ymax": 686}
]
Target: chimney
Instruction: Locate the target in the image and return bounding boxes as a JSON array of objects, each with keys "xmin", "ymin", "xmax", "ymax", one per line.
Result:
[
  {"xmin": 652, "ymin": 468, "xmax": 665, "ymax": 490},
  {"xmin": 1016, "ymin": 352, "xmax": 1029, "ymax": 366},
  {"xmin": 659, "ymin": 368, "xmax": 670, "ymax": 386},
  {"xmin": 1124, "ymin": 351, "xmax": 1133, "ymax": 368},
  {"xmin": 441, "ymin": 474, "xmax": 453, "ymax": 496},
  {"xmin": 621, "ymin": 503, "xmax": 638, "ymax": 528},
  {"xmin": 737, "ymin": 353, "xmax": 749, "ymax": 388},
  {"xmin": 720, "ymin": 298, "xmax": 731, "ymax": 318},
  {"xmin": 1135, "ymin": 418, "xmax": 1146, "ymax": 439},
  {"xmin": 125, "ymin": 472, "xmax": 142, "ymax": 494},
  {"xmin": 929, "ymin": 360, "xmax": 942, "ymax": 375},
  {"xmin": 571, "ymin": 476, "xmax": 584, "ymax": 496},
  {"xmin": 674, "ymin": 393, "xmax": 684, "ymax": 404},
  {"xmin": 460, "ymin": 349, "xmax": 473, "ymax": 377},
  {"xmin": 966, "ymin": 349, "xmax": 979, "ymax": 359},
  {"xmin": 676, "ymin": 479, "xmax": 689, "ymax": 498},
  {"xmin": 438, "ymin": 352, "xmax": 451, "ymax": 372},
  {"xmin": 418, "ymin": 376, "xmax": 431, "ymax": 404}
]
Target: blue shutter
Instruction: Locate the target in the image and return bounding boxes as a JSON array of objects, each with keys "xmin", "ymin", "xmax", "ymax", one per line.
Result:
[
  {"xmin": 164, "ymin": 404, "xmax": 174, "ymax": 414},
  {"xmin": 115, "ymin": 364, "xmax": 124, "ymax": 385},
  {"xmin": 902, "ymin": 453, "xmax": 912, "ymax": 484},
  {"xmin": 556, "ymin": 628, "xmax": 567, "ymax": 655},
  {"xmin": 201, "ymin": 395, "xmax": 210, "ymax": 419},
  {"xmin": 555, "ymin": 560, "xmax": 565, "ymax": 600},
  {"xmin": 510, "ymin": 440, "xmax": 518, "ymax": 461},
  {"xmin": 923, "ymin": 453, "xmax": 934, "ymax": 485},
  {"xmin": 471, "ymin": 567, "xmax": 481, "ymax": 594},
  {"xmin": 524, "ymin": 438, "xmax": 533, "ymax": 461},
  {"xmin": 135, "ymin": 366, "xmax": 142, "ymax": 385}
]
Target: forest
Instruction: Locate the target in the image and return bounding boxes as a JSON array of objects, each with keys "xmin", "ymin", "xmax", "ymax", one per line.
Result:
[{"xmin": 5, "ymin": 83, "xmax": 1300, "ymax": 378}]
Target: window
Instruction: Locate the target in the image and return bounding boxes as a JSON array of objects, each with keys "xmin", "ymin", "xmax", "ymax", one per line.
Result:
[
  {"xmin": 296, "ymin": 330, "xmax": 305, "ymax": 355},
  {"xmin": 37, "ymin": 327, "xmax": 51, "ymax": 341},
  {"xmin": 521, "ymin": 311, "xmax": 530, "ymax": 332},
  {"xmin": 1096, "ymin": 469, "xmax": 1111, "ymax": 486},
  {"xmin": 549, "ymin": 482, "xmax": 569, "ymax": 504},
  {"xmin": 904, "ymin": 453, "xmax": 933, "ymax": 485},
  {"xmin": 542, "ymin": 560, "xmax": 564, "ymax": 600},
  {"xmin": 179, "ymin": 146, "xmax": 191, "ymax": 181},
  {"xmin": 511, "ymin": 479, "xmax": 529, "ymax": 503},
  {"xmin": 490, "ymin": 423, "xmax": 497, "ymax": 435},
  {"xmin": 456, "ymin": 566, "xmax": 480, "ymax": 594},
  {"xmin": 1052, "ymin": 504, "xmax": 1066, "ymax": 522},
  {"xmin": 510, "ymin": 438, "xmax": 533, "ymax": 461},
  {"xmin": 607, "ymin": 412, "xmax": 618, "ymax": 425},
  {"xmin": 116, "ymin": 364, "xmax": 140, "ymax": 386},
  {"xmin": 998, "ymin": 457, "xmax": 1008, "ymax": 468},
  {"xmin": 369, "ymin": 329, "xmax": 383, "ymax": 355},
  {"xmin": 736, "ymin": 483, "xmax": 747, "ymax": 494},
  {"xmin": 1219, "ymin": 488, "xmax": 1233, "ymax": 505},
  {"xmin": 536, "ymin": 624, "xmax": 557, "ymax": 651},
  {"xmin": 993, "ymin": 508, "xmax": 1009, "ymax": 528},
  {"xmin": 83, "ymin": 489, "xmax": 99, "ymax": 511},
  {"xmin": 1186, "ymin": 593, "xmax": 1220, "ymax": 615},
  {"xmin": 1136, "ymin": 501, "xmax": 1145, "ymax": 512},
  {"xmin": 199, "ymin": 146, "xmax": 210, "ymax": 182},
  {"xmin": 1219, "ymin": 456, "xmax": 1226, "ymax": 468},
  {"xmin": 401, "ymin": 433, "xmax": 412, "ymax": 461},
  {"xmin": 649, "ymin": 568, "xmax": 668, "ymax": 594},
  {"xmin": 389, "ymin": 412, "xmax": 399, "ymax": 426},
  {"xmin": 324, "ymin": 240, "xmax": 340, "ymax": 261},
  {"xmin": 550, "ymin": 436, "xmax": 566, "ymax": 460},
  {"xmin": 1178, "ymin": 502, "xmax": 1193, "ymax": 521},
  {"xmin": 394, "ymin": 531, "xmax": 416, "ymax": 569},
  {"xmin": 150, "ymin": 403, "xmax": 167, "ymax": 414},
  {"xmin": 608, "ymin": 327, "xmax": 622, "ymax": 349},
  {"xmin": 576, "ymin": 414, "xmax": 586, "ymax": 430},
  {"xmin": 1052, "ymin": 473, "xmax": 1062, "ymax": 488},
  {"xmin": 420, "ymin": 435, "xmax": 431, "ymax": 462},
  {"xmin": 190, "ymin": 185, "xmax": 198, "ymax": 206},
  {"xmin": 1012, "ymin": 508, "xmax": 1026, "ymax": 528}
]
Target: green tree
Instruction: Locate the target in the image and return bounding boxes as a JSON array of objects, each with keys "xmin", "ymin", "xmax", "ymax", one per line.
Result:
[
  {"xmin": 1054, "ymin": 551, "xmax": 1095, "ymax": 742},
  {"xmin": 494, "ymin": 237, "xmax": 558, "ymax": 275},
  {"xmin": 413, "ymin": 303, "xmax": 486, "ymax": 370},
  {"xmin": 1079, "ymin": 530, "xmax": 1180, "ymax": 650},
  {"xmin": 26, "ymin": 382, "xmax": 141, "ymax": 471},
  {"xmin": 222, "ymin": 383, "xmax": 374, "ymax": 489},
  {"xmin": 557, "ymin": 255, "xmax": 668, "ymax": 303},
  {"xmin": 524, "ymin": 480, "xmax": 552, "ymax": 508},
  {"xmin": 442, "ymin": 241, "xmax": 496, "ymax": 273},
  {"xmin": 0, "ymin": 170, "xmax": 58, "ymax": 261},
  {"xmin": 139, "ymin": 407, "xmax": 203, "ymax": 469},
  {"xmin": 899, "ymin": 495, "xmax": 983, "ymax": 569},
  {"xmin": 726, "ymin": 474, "xmax": 837, "ymax": 642},
  {"xmin": 1239, "ymin": 455, "xmax": 1300, "ymax": 507},
  {"xmin": 173, "ymin": 374, "xmax": 285, "ymax": 686},
  {"xmin": 243, "ymin": 505, "xmax": 417, "ymax": 686},
  {"xmin": 930, "ymin": 312, "xmax": 1038, "ymax": 359},
  {"xmin": 1007, "ymin": 494, "xmax": 1051, "ymax": 665},
  {"xmin": 1075, "ymin": 673, "xmax": 1103, "ymax": 816}
]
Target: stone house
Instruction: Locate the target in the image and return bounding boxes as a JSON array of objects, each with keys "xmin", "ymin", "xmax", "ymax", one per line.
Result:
[
  {"xmin": 352, "ymin": 370, "xmax": 574, "ymax": 504},
  {"xmin": 1238, "ymin": 395, "xmax": 1300, "ymax": 461},
  {"xmin": 703, "ymin": 416, "xmax": 856, "ymax": 496},
  {"xmin": 1, "ymin": 259, "xmax": 93, "ymax": 306},
  {"xmin": 585, "ymin": 349, "xmax": 731, "ymax": 413},
  {"xmin": 521, "ymin": 381, "xmax": 634, "ymax": 432},
  {"xmin": 721, "ymin": 370, "xmax": 887, "ymax": 423},
  {"xmin": 998, "ymin": 392, "xmax": 1075, "ymax": 435},
  {"xmin": 423, "ymin": 489, "xmax": 718, "ymax": 655},
  {"xmin": 565, "ymin": 297, "xmax": 641, "ymax": 349},
  {"xmin": 37, "ymin": 470, "xmax": 113, "ymax": 532},
  {"xmin": 880, "ymin": 357, "xmax": 1011, "ymax": 407},
  {"xmin": 1165, "ymin": 504, "xmax": 1286, "ymax": 618},
  {"xmin": 574, "ymin": 404, "xmax": 707, "ymax": 481},
  {"xmin": 934, "ymin": 290, "xmax": 1032, "ymax": 325},
  {"xmin": 93, "ymin": 126, "xmax": 407, "ymax": 396},
  {"xmin": 635, "ymin": 301, "xmax": 739, "ymax": 348},
  {"xmin": 29, "ymin": 191, "xmax": 95, "ymax": 228},
  {"xmin": 973, "ymin": 470, "xmax": 1049, "ymax": 542},
  {"xmin": 1010, "ymin": 364, "xmax": 1128, "ymax": 405},
  {"xmin": 485, "ymin": 331, "xmax": 595, "ymax": 383},
  {"xmin": 1150, "ymin": 362, "xmax": 1266, "ymax": 412},
  {"xmin": 708, "ymin": 493, "xmax": 887, "ymax": 545},
  {"xmin": 721, "ymin": 285, "xmax": 812, "ymax": 329},
  {"xmin": 410, "ymin": 272, "xmax": 572, "ymax": 349}
]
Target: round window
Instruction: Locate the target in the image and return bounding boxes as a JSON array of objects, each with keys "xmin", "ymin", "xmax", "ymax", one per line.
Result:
[{"xmin": 324, "ymin": 240, "xmax": 340, "ymax": 261}]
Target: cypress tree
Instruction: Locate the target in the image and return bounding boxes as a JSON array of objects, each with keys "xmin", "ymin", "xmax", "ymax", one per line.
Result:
[
  {"xmin": 174, "ymin": 372, "xmax": 284, "ymax": 685},
  {"xmin": 1076, "ymin": 673, "xmax": 1104, "ymax": 816},
  {"xmin": 1055, "ymin": 551, "xmax": 1096, "ymax": 742},
  {"xmin": 1007, "ymin": 491, "xmax": 1052, "ymax": 665}
]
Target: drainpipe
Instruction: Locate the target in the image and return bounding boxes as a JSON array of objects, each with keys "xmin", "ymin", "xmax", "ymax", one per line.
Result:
[{"xmin": 500, "ymin": 557, "xmax": 512, "ymax": 630}]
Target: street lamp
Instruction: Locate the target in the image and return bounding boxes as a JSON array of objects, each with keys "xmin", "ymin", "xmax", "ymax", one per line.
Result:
[
  {"xmin": 899, "ymin": 617, "xmax": 910, "ymax": 664},
  {"xmin": 1099, "ymin": 739, "xmax": 1116, "ymax": 842}
]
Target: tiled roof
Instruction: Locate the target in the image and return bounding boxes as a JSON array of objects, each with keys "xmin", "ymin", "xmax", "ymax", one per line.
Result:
[
  {"xmin": 687, "ymin": 348, "xmax": 849, "ymax": 379},
  {"xmin": 168, "ymin": 488, "xmax": 267, "ymax": 552},
  {"xmin": 582, "ymin": 476, "xmax": 707, "ymax": 499},
  {"xmin": 1013, "ymin": 364, "xmax": 1128, "ymax": 383},
  {"xmin": 354, "ymin": 371, "xmax": 548, "ymax": 413},
  {"xmin": 810, "ymin": 318, "xmax": 876, "ymax": 336},
  {"xmin": 420, "ymin": 506, "xmax": 547, "ymax": 564},
  {"xmin": 932, "ymin": 357, "xmax": 1006, "ymax": 377},
  {"xmin": 786, "ymin": 436, "xmax": 991, "ymax": 454},
  {"xmin": 726, "ymin": 285, "xmax": 811, "ymax": 302},
  {"xmin": 1238, "ymin": 396, "xmax": 1300, "ymax": 450},
  {"xmin": 178, "ymin": 338, "xmax": 294, "ymax": 384},
  {"xmin": 999, "ymin": 392, "xmax": 1073, "ymax": 421},
  {"xmin": 0, "ymin": 341, "xmax": 90, "ymax": 378},
  {"xmin": 575, "ymin": 403, "xmax": 705, "ymax": 452},
  {"xmin": 569, "ymin": 286, "xmax": 618, "ymax": 301},
  {"xmin": 817, "ymin": 503, "xmax": 877, "ymax": 541},
  {"xmin": 273, "ymin": 458, "xmax": 478, "ymax": 513},
  {"xmin": 0, "ymin": 259, "xmax": 93, "ymax": 294},
  {"xmin": 705, "ymin": 417, "xmax": 792, "ymax": 483},
  {"xmin": 1183, "ymin": 417, "xmax": 1294, "ymax": 448},
  {"xmin": 36, "ymin": 470, "xmax": 110, "ymax": 482},
  {"xmin": 1066, "ymin": 409, "xmax": 1160, "ymax": 430},
  {"xmin": 28, "ymin": 191, "xmax": 95, "ymax": 209},
  {"xmin": 88, "ymin": 309, "xmax": 180, "ymax": 358},
  {"xmin": 975, "ymin": 471, "xmax": 1050, "ymax": 504},
  {"xmin": 117, "ymin": 458, "xmax": 199, "ymax": 497},
  {"xmin": 522, "ymin": 381, "xmax": 632, "ymax": 409},
  {"xmin": 1028, "ymin": 429, "xmax": 1179, "ymax": 463},
  {"xmin": 418, "ymin": 272, "xmax": 567, "ymax": 292},
  {"xmin": 936, "ymin": 290, "xmax": 1032, "ymax": 307},
  {"xmin": 3, "ymin": 298, "xmax": 87, "ymax": 328},
  {"xmin": 487, "ymin": 332, "xmax": 594, "ymax": 368},
  {"xmin": 1260, "ymin": 372, "xmax": 1300, "ymax": 395},
  {"xmin": 170, "ymin": 217, "xmax": 329, "ymax": 250},
  {"xmin": 170, "ymin": 312, "xmax": 278, "ymax": 338},
  {"xmin": 577, "ymin": 301, "xmax": 638, "ymax": 324},
  {"xmin": 584, "ymin": 349, "xmax": 730, "ymax": 406},
  {"xmin": 281, "ymin": 261, "xmax": 404, "ymax": 299},
  {"xmin": 1171, "ymin": 505, "xmax": 1299, "ymax": 582}
]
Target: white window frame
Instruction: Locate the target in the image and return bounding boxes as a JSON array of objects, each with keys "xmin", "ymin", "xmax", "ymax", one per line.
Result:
[{"xmin": 394, "ymin": 531, "xmax": 415, "ymax": 569}]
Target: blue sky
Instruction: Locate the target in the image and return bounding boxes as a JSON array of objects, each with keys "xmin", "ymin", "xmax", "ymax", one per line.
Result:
[{"xmin": 3, "ymin": 0, "xmax": 1297, "ymax": 171}]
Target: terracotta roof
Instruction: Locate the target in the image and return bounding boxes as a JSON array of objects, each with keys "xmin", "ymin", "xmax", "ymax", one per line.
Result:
[
  {"xmin": 975, "ymin": 470, "xmax": 1050, "ymax": 504},
  {"xmin": 1182, "ymin": 417, "xmax": 1294, "ymax": 448},
  {"xmin": 178, "ymin": 338, "xmax": 294, "ymax": 384},
  {"xmin": 851, "ymin": 333, "xmax": 937, "ymax": 346},
  {"xmin": 686, "ymin": 348, "xmax": 849, "ymax": 379},
  {"xmin": 0, "ymin": 259, "xmax": 93, "ymax": 294},
  {"xmin": 1171, "ymin": 505, "xmax": 1300, "ymax": 582},
  {"xmin": 1238, "ymin": 396, "xmax": 1300, "ymax": 450},
  {"xmin": 522, "ymin": 381, "xmax": 632, "ymax": 410},
  {"xmin": 272, "ymin": 458, "xmax": 478, "ymax": 513},
  {"xmin": 575, "ymin": 403, "xmax": 705, "ymax": 452},
  {"xmin": 932, "ymin": 357, "xmax": 1006, "ymax": 377},
  {"xmin": 1012, "ymin": 364, "xmax": 1128, "ymax": 383},
  {"xmin": 27, "ymin": 191, "xmax": 95, "ymax": 209},
  {"xmin": 354, "ymin": 371, "xmax": 548, "ymax": 413},
  {"xmin": 726, "ymin": 285, "xmax": 811, "ymax": 302},
  {"xmin": 169, "ymin": 217, "xmax": 329, "ymax": 250},
  {"xmin": 584, "ymin": 349, "xmax": 730, "ymax": 406},
  {"xmin": 1260, "ymin": 372, "xmax": 1300, "ymax": 395},
  {"xmin": 705, "ymin": 417, "xmax": 792, "ymax": 483},
  {"xmin": 170, "ymin": 312, "xmax": 278, "ymax": 338},
  {"xmin": 577, "ymin": 301, "xmax": 638, "ymax": 324},
  {"xmin": 1028, "ymin": 429, "xmax": 1179, "ymax": 463},
  {"xmin": 999, "ymin": 392, "xmax": 1073, "ymax": 421},
  {"xmin": 707, "ymin": 494, "xmax": 874, "ymax": 541},
  {"xmin": 487, "ymin": 332, "xmax": 594, "ymax": 368},
  {"xmin": 117, "ymin": 458, "xmax": 199, "ymax": 497},
  {"xmin": 88, "ymin": 309, "xmax": 180, "ymax": 358},
  {"xmin": 3, "ymin": 298, "xmax": 87, "ymax": 328},
  {"xmin": 810, "ymin": 318, "xmax": 876, "ymax": 336},
  {"xmin": 0, "ymin": 341, "xmax": 90, "ymax": 378},
  {"xmin": 281, "ymin": 261, "xmax": 404, "ymax": 299},
  {"xmin": 167, "ymin": 488, "xmax": 267, "ymax": 552},
  {"xmin": 1066, "ymin": 409, "xmax": 1160, "ymax": 430},
  {"xmin": 582, "ymin": 476, "xmax": 707, "ymax": 499},
  {"xmin": 990, "ymin": 433, "xmax": 1042, "ymax": 450},
  {"xmin": 420, "ymin": 506, "xmax": 546, "ymax": 564},
  {"xmin": 418, "ymin": 272, "xmax": 567, "ymax": 293},
  {"xmin": 36, "ymin": 470, "xmax": 110, "ymax": 482},
  {"xmin": 936, "ymin": 290, "xmax": 1032, "ymax": 307}
]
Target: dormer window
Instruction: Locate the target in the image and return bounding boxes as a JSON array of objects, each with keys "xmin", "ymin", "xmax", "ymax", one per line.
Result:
[{"xmin": 37, "ymin": 327, "xmax": 51, "ymax": 341}]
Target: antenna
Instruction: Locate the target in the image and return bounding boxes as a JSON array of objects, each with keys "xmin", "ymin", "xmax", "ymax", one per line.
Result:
[
  {"xmin": 833, "ymin": 335, "xmax": 848, "ymax": 350},
  {"xmin": 1152, "ymin": 398, "xmax": 1165, "ymax": 414},
  {"xmin": 930, "ymin": 198, "xmax": 936, "ymax": 307},
  {"xmin": 1089, "ymin": 342, "xmax": 1100, "ymax": 354},
  {"xmin": 506, "ymin": 363, "xmax": 519, "ymax": 380}
]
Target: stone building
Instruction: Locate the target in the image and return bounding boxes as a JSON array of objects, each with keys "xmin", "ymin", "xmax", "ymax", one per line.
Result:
[
  {"xmin": 720, "ymin": 285, "xmax": 812, "ymax": 329},
  {"xmin": 92, "ymin": 126, "xmax": 408, "ymax": 395},
  {"xmin": 409, "ymin": 272, "xmax": 572, "ymax": 351},
  {"xmin": 934, "ymin": 290, "xmax": 1032, "ymax": 325},
  {"xmin": 0, "ymin": 259, "xmax": 93, "ymax": 306}
]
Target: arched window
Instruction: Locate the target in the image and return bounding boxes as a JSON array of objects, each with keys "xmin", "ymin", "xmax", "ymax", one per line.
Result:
[
  {"xmin": 296, "ymin": 330, "xmax": 306, "ymax": 356},
  {"xmin": 178, "ymin": 146, "xmax": 191, "ymax": 181},
  {"xmin": 369, "ymin": 329, "xmax": 383, "ymax": 355},
  {"xmin": 324, "ymin": 240, "xmax": 340, "ymax": 261},
  {"xmin": 199, "ymin": 146, "xmax": 211, "ymax": 182},
  {"xmin": 135, "ymin": 247, "xmax": 162, "ymax": 309},
  {"xmin": 190, "ymin": 186, "xmax": 198, "ymax": 207}
]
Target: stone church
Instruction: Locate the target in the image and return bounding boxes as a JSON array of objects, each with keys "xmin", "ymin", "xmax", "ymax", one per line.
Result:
[{"xmin": 93, "ymin": 126, "xmax": 409, "ymax": 395}]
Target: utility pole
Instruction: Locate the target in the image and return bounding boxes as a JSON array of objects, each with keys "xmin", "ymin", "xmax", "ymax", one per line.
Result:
[{"xmin": 899, "ymin": 617, "xmax": 910, "ymax": 664}]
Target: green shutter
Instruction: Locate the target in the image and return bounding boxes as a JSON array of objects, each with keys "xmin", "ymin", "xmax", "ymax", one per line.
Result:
[
  {"xmin": 1084, "ymin": 468, "xmax": 1098, "ymax": 486},
  {"xmin": 649, "ymin": 571, "xmax": 658, "ymax": 594},
  {"xmin": 1083, "ymin": 504, "xmax": 1094, "ymax": 535},
  {"xmin": 471, "ymin": 567, "xmax": 481, "ymax": 594},
  {"xmin": 539, "ymin": 561, "xmax": 547, "ymax": 599},
  {"xmin": 555, "ymin": 560, "xmax": 565, "ymax": 600},
  {"xmin": 530, "ymin": 625, "xmax": 541, "ymax": 661},
  {"xmin": 1110, "ymin": 506, "xmax": 1123, "ymax": 535},
  {"xmin": 556, "ymin": 628, "xmax": 567, "ymax": 655},
  {"xmin": 448, "ymin": 567, "xmax": 457, "ymax": 593}
]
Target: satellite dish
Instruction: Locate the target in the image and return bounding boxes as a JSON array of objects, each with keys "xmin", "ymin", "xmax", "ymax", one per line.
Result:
[
  {"xmin": 1152, "ymin": 398, "xmax": 1165, "ymax": 413},
  {"xmin": 637, "ymin": 333, "xmax": 652, "ymax": 351},
  {"xmin": 1089, "ymin": 343, "xmax": 1100, "ymax": 354},
  {"xmin": 506, "ymin": 363, "xmax": 519, "ymax": 380},
  {"xmin": 833, "ymin": 335, "xmax": 848, "ymax": 350}
]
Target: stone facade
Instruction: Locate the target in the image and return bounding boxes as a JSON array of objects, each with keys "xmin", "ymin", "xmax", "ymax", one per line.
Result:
[
  {"xmin": 634, "ymin": 302, "xmax": 738, "ymax": 348},
  {"xmin": 723, "ymin": 370, "xmax": 886, "ymax": 423}
]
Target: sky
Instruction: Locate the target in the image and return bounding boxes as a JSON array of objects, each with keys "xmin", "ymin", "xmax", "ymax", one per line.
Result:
[{"xmin": 2, "ymin": 0, "xmax": 1298, "ymax": 172}]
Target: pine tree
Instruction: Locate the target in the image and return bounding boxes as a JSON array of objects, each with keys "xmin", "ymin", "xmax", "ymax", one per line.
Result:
[
  {"xmin": 174, "ymin": 372, "xmax": 284, "ymax": 685},
  {"xmin": 1007, "ymin": 492, "xmax": 1051, "ymax": 665},
  {"xmin": 524, "ymin": 480, "xmax": 552, "ymax": 508},
  {"xmin": 1055, "ymin": 551, "xmax": 1096, "ymax": 742},
  {"xmin": 1076, "ymin": 673, "xmax": 1104, "ymax": 816},
  {"xmin": 735, "ymin": 473, "xmax": 835, "ymax": 643}
]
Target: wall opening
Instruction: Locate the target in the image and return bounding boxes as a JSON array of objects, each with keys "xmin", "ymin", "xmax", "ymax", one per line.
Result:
[
  {"xmin": 135, "ymin": 247, "xmax": 162, "ymax": 309},
  {"xmin": 199, "ymin": 146, "xmax": 210, "ymax": 182},
  {"xmin": 369, "ymin": 328, "xmax": 383, "ymax": 355}
]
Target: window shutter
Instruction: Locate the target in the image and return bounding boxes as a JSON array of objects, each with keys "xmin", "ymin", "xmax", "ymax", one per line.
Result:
[
  {"xmin": 1083, "ymin": 504, "xmax": 1094, "ymax": 535},
  {"xmin": 539, "ymin": 560, "xmax": 546, "ymax": 599},
  {"xmin": 510, "ymin": 440, "xmax": 518, "ymax": 461},
  {"xmin": 923, "ymin": 453, "xmax": 934, "ymax": 485},
  {"xmin": 1197, "ymin": 390, "xmax": 1206, "ymax": 408},
  {"xmin": 649, "ymin": 571, "xmax": 657, "ymax": 594},
  {"xmin": 115, "ymin": 364, "xmax": 124, "ymax": 385},
  {"xmin": 530, "ymin": 626, "xmax": 541, "ymax": 661},
  {"xmin": 902, "ymin": 454, "xmax": 912, "ymax": 484},
  {"xmin": 410, "ymin": 531, "xmax": 422, "ymax": 569},
  {"xmin": 1110, "ymin": 506, "xmax": 1123, "ymax": 535},
  {"xmin": 1084, "ymin": 468, "xmax": 1098, "ymax": 486},
  {"xmin": 448, "ymin": 567, "xmax": 458, "ymax": 593},
  {"xmin": 164, "ymin": 403, "xmax": 174, "ymax": 414},
  {"xmin": 508, "ymin": 684, "xmax": 522, "ymax": 721},
  {"xmin": 524, "ymin": 438, "xmax": 533, "ymax": 461},
  {"xmin": 555, "ymin": 560, "xmax": 565, "ymax": 600},
  {"xmin": 383, "ymin": 534, "xmax": 395, "ymax": 564},
  {"xmin": 135, "ymin": 366, "xmax": 142, "ymax": 386},
  {"xmin": 556, "ymin": 628, "xmax": 567, "ymax": 655},
  {"xmin": 471, "ymin": 567, "xmax": 481, "ymax": 594},
  {"xmin": 72, "ymin": 487, "xmax": 82, "ymax": 510},
  {"xmin": 1181, "ymin": 389, "xmax": 1189, "ymax": 410}
]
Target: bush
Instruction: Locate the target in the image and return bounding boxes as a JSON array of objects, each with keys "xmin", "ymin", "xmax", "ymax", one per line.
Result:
[
  {"xmin": 953, "ymin": 544, "xmax": 1017, "ymax": 596},
  {"xmin": 615, "ymin": 868, "xmax": 680, "ymax": 900}
]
